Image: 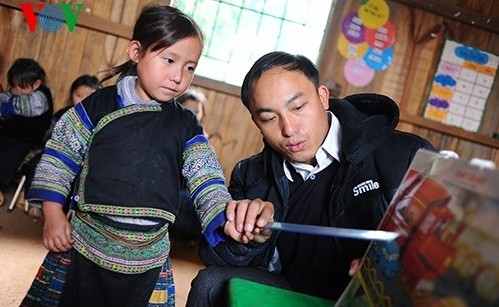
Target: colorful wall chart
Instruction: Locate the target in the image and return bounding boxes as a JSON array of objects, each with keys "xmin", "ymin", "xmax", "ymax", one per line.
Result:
[
  {"xmin": 424, "ymin": 40, "xmax": 498, "ymax": 132},
  {"xmin": 337, "ymin": 0, "xmax": 395, "ymax": 87}
]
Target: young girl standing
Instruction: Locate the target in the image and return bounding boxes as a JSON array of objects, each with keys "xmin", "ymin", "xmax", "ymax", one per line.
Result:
[{"xmin": 22, "ymin": 5, "xmax": 270, "ymax": 306}]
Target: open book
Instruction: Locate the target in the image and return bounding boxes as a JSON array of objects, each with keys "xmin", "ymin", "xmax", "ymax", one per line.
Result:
[{"xmin": 336, "ymin": 149, "xmax": 499, "ymax": 307}]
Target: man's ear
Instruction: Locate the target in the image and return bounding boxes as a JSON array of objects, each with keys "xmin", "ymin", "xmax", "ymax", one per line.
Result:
[
  {"xmin": 32, "ymin": 79, "xmax": 42, "ymax": 91},
  {"xmin": 318, "ymin": 85, "xmax": 330, "ymax": 110},
  {"xmin": 127, "ymin": 41, "xmax": 141, "ymax": 63}
]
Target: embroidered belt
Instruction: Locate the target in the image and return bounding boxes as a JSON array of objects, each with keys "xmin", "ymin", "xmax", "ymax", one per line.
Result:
[{"xmin": 71, "ymin": 211, "xmax": 170, "ymax": 274}]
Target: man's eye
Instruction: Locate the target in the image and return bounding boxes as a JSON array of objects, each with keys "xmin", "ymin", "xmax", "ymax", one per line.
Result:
[
  {"xmin": 293, "ymin": 103, "xmax": 305, "ymax": 111},
  {"xmin": 261, "ymin": 116, "xmax": 276, "ymax": 122}
]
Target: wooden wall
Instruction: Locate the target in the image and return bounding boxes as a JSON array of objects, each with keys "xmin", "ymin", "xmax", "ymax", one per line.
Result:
[
  {"xmin": 320, "ymin": 0, "xmax": 499, "ymax": 165},
  {"xmin": 0, "ymin": 0, "xmax": 498, "ymax": 181},
  {"xmin": 0, "ymin": 0, "xmax": 147, "ymax": 107},
  {"xmin": 197, "ymin": 87, "xmax": 262, "ymax": 179},
  {"xmin": 0, "ymin": 0, "xmax": 263, "ymax": 180}
]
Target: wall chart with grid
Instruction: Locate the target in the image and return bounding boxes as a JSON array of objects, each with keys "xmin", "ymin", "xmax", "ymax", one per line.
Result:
[{"xmin": 424, "ymin": 40, "xmax": 498, "ymax": 132}]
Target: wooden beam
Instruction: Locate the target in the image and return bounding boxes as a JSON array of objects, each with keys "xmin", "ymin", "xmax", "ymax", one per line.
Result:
[
  {"xmin": 192, "ymin": 75, "xmax": 240, "ymax": 97},
  {"xmin": 193, "ymin": 74, "xmax": 499, "ymax": 149},
  {"xmin": 390, "ymin": 0, "xmax": 499, "ymax": 34},
  {"xmin": 0, "ymin": 0, "xmax": 132, "ymax": 38},
  {"xmin": 399, "ymin": 113, "xmax": 499, "ymax": 148}
]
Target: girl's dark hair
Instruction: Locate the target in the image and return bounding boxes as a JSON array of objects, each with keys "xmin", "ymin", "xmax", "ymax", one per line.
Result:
[
  {"xmin": 101, "ymin": 5, "xmax": 204, "ymax": 83},
  {"xmin": 70, "ymin": 74, "xmax": 101, "ymax": 94},
  {"xmin": 241, "ymin": 51, "xmax": 319, "ymax": 110},
  {"xmin": 7, "ymin": 58, "xmax": 46, "ymax": 88}
]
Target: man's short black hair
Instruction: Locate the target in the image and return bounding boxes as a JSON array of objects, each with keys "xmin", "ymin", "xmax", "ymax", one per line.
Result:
[{"xmin": 241, "ymin": 51, "xmax": 319, "ymax": 110}]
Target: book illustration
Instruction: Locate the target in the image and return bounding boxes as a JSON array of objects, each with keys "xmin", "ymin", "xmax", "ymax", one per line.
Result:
[{"xmin": 336, "ymin": 149, "xmax": 499, "ymax": 307}]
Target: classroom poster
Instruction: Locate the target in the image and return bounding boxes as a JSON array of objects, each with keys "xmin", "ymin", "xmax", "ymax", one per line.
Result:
[
  {"xmin": 424, "ymin": 40, "xmax": 498, "ymax": 132},
  {"xmin": 337, "ymin": 0, "xmax": 395, "ymax": 87}
]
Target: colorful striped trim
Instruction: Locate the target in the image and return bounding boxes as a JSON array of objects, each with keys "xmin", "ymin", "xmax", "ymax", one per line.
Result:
[
  {"xmin": 147, "ymin": 258, "xmax": 175, "ymax": 306},
  {"xmin": 95, "ymin": 104, "xmax": 161, "ymax": 132},
  {"xmin": 74, "ymin": 102, "xmax": 94, "ymax": 132},
  {"xmin": 78, "ymin": 203, "xmax": 176, "ymax": 222},
  {"xmin": 20, "ymin": 251, "xmax": 71, "ymax": 307},
  {"xmin": 44, "ymin": 147, "xmax": 80, "ymax": 173},
  {"xmin": 71, "ymin": 213, "xmax": 170, "ymax": 274}
]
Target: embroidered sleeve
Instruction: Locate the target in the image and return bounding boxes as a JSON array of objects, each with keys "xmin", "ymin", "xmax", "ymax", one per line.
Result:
[
  {"xmin": 0, "ymin": 90, "xmax": 49, "ymax": 119},
  {"xmin": 182, "ymin": 134, "xmax": 231, "ymax": 246},
  {"xmin": 27, "ymin": 103, "xmax": 94, "ymax": 204}
]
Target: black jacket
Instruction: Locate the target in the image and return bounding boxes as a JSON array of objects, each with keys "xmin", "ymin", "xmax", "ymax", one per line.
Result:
[{"xmin": 199, "ymin": 93, "xmax": 435, "ymax": 297}]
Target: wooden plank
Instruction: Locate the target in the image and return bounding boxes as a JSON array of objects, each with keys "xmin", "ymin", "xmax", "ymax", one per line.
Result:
[
  {"xmin": 399, "ymin": 113, "xmax": 499, "ymax": 148},
  {"xmin": 193, "ymin": 75, "xmax": 239, "ymax": 97},
  {"xmin": 399, "ymin": 10, "xmax": 444, "ymax": 116},
  {"xmin": 476, "ymin": 33, "xmax": 499, "ymax": 144},
  {"xmin": 0, "ymin": 0, "xmax": 132, "ymax": 38},
  {"xmin": 0, "ymin": 6, "xmax": 22, "ymax": 85},
  {"xmin": 378, "ymin": 4, "xmax": 413, "ymax": 103},
  {"xmin": 390, "ymin": 0, "xmax": 499, "ymax": 34},
  {"xmin": 201, "ymin": 88, "xmax": 262, "ymax": 179}
]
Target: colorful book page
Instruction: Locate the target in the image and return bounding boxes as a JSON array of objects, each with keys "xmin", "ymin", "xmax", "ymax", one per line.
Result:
[{"xmin": 336, "ymin": 149, "xmax": 499, "ymax": 307}]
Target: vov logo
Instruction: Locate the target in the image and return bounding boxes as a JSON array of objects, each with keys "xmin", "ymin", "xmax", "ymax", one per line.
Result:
[{"xmin": 20, "ymin": 3, "xmax": 84, "ymax": 32}]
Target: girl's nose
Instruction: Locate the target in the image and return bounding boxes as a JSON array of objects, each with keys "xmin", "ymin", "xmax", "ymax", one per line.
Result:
[{"xmin": 170, "ymin": 67, "xmax": 182, "ymax": 84}]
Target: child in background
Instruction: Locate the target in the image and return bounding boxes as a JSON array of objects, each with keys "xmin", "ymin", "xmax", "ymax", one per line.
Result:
[
  {"xmin": 22, "ymin": 4, "xmax": 272, "ymax": 306},
  {"xmin": 54, "ymin": 74, "xmax": 100, "ymax": 121},
  {"xmin": 44, "ymin": 74, "xmax": 100, "ymax": 142},
  {"xmin": 0, "ymin": 58, "xmax": 53, "ymax": 206},
  {"xmin": 177, "ymin": 87, "xmax": 208, "ymax": 136}
]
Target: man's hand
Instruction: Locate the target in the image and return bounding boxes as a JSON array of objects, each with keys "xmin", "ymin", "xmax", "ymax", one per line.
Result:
[
  {"xmin": 349, "ymin": 258, "xmax": 361, "ymax": 276},
  {"xmin": 224, "ymin": 199, "xmax": 274, "ymax": 244}
]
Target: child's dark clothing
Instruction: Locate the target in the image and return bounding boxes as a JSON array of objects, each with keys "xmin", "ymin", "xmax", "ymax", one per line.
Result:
[
  {"xmin": 24, "ymin": 76, "xmax": 230, "ymax": 306},
  {"xmin": 0, "ymin": 85, "xmax": 53, "ymax": 188}
]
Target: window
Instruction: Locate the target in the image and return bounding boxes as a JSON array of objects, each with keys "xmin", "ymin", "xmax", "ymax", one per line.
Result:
[{"xmin": 174, "ymin": 0, "xmax": 335, "ymax": 87}]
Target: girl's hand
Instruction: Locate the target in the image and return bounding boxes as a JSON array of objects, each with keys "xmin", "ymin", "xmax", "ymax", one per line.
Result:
[
  {"xmin": 42, "ymin": 201, "xmax": 73, "ymax": 252},
  {"xmin": 224, "ymin": 199, "xmax": 274, "ymax": 244}
]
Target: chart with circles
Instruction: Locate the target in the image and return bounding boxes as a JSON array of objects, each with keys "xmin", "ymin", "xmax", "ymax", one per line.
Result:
[
  {"xmin": 424, "ymin": 40, "xmax": 498, "ymax": 132},
  {"xmin": 337, "ymin": 0, "xmax": 395, "ymax": 88}
]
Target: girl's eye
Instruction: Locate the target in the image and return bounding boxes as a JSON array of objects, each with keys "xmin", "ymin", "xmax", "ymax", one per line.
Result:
[
  {"xmin": 163, "ymin": 57, "xmax": 174, "ymax": 64},
  {"xmin": 186, "ymin": 66, "xmax": 196, "ymax": 72}
]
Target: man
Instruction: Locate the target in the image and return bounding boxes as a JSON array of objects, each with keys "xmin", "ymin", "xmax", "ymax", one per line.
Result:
[{"xmin": 187, "ymin": 51, "xmax": 435, "ymax": 305}]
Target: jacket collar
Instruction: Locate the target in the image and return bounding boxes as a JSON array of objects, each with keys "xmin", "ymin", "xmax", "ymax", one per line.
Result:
[{"xmin": 330, "ymin": 93, "xmax": 399, "ymax": 164}]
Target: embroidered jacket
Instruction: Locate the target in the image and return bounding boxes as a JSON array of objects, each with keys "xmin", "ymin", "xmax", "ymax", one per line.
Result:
[{"xmin": 28, "ymin": 77, "xmax": 230, "ymax": 274}]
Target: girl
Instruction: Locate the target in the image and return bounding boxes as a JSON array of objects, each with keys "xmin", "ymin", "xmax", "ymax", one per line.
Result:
[
  {"xmin": 22, "ymin": 5, "xmax": 270, "ymax": 306},
  {"xmin": 53, "ymin": 74, "xmax": 101, "ymax": 121},
  {"xmin": 44, "ymin": 74, "xmax": 101, "ymax": 142}
]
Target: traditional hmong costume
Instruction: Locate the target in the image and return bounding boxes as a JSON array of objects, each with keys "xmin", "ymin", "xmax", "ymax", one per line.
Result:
[{"xmin": 23, "ymin": 77, "xmax": 230, "ymax": 306}]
